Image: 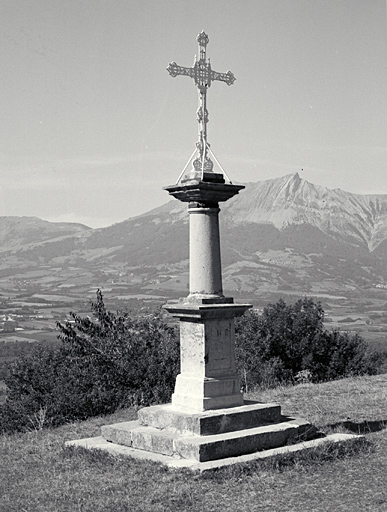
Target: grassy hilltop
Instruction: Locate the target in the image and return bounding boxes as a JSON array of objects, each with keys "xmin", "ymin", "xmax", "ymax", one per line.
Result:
[{"xmin": 1, "ymin": 374, "xmax": 386, "ymax": 512}]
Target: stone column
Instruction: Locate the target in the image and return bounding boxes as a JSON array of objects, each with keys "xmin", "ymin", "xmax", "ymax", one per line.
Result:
[
  {"xmin": 163, "ymin": 178, "xmax": 250, "ymax": 412},
  {"xmin": 188, "ymin": 203, "xmax": 223, "ymax": 299}
]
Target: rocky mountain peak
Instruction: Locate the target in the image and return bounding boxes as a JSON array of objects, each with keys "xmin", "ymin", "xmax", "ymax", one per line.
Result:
[{"xmin": 221, "ymin": 173, "xmax": 387, "ymax": 251}]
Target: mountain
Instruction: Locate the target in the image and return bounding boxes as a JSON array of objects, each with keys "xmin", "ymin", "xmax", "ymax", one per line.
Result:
[
  {"xmin": 222, "ymin": 173, "xmax": 387, "ymax": 251},
  {"xmin": 0, "ymin": 216, "xmax": 90, "ymax": 251},
  {"xmin": 2, "ymin": 174, "xmax": 387, "ymax": 299}
]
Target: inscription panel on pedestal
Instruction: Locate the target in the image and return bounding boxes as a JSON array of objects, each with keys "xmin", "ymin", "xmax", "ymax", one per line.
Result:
[{"xmin": 205, "ymin": 318, "xmax": 233, "ymax": 374}]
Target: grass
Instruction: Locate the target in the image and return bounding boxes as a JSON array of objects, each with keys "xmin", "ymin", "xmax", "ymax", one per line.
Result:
[{"xmin": 1, "ymin": 375, "xmax": 387, "ymax": 512}]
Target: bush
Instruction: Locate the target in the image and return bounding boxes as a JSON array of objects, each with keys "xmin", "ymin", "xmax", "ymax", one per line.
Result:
[
  {"xmin": 0, "ymin": 291, "xmax": 179, "ymax": 434},
  {"xmin": 235, "ymin": 298, "xmax": 383, "ymax": 390}
]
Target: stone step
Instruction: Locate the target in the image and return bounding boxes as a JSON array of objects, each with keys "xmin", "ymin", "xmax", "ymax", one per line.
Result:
[
  {"xmin": 173, "ymin": 419, "xmax": 315, "ymax": 462},
  {"xmin": 101, "ymin": 417, "xmax": 316, "ymax": 463},
  {"xmin": 137, "ymin": 400, "xmax": 282, "ymax": 435},
  {"xmin": 66, "ymin": 433, "xmax": 364, "ymax": 471}
]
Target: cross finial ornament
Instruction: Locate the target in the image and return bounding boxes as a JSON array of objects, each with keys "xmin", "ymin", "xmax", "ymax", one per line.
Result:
[{"xmin": 167, "ymin": 32, "xmax": 235, "ymax": 181}]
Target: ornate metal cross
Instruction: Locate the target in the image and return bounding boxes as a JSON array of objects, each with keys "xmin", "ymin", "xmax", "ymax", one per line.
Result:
[{"xmin": 167, "ymin": 31, "xmax": 235, "ymax": 177}]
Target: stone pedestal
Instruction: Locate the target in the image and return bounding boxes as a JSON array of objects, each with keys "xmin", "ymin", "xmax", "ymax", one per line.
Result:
[
  {"xmin": 164, "ymin": 303, "xmax": 250, "ymax": 411},
  {"xmin": 65, "ymin": 175, "xmax": 352, "ymax": 470}
]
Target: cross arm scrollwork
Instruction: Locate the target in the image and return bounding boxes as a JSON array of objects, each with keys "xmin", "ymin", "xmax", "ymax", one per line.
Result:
[
  {"xmin": 167, "ymin": 62, "xmax": 195, "ymax": 79},
  {"xmin": 210, "ymin": 70, "xmax": 236, "ymax": 86}
]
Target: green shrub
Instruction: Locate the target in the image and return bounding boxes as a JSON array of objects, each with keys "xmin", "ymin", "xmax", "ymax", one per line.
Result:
[{"xmin": 0, "ymin": 290, "xmax": 179, "ymax": 434}]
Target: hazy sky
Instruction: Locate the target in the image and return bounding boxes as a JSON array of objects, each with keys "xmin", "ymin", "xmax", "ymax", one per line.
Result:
[{"xmin": 1, "ymin": 1, "xmax": 386, "ymax": 227}]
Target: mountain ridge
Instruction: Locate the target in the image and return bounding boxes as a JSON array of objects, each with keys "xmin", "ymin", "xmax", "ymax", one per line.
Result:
[
  {"xmin": 2, "ymin": 173, "xmax": 387, "ymax": 297},
  {"xmin": 221, "ymin": 173, "xmax": 387, "ymax": 251},
  {"xmin": 0, "ymin": 216, "xmax": 91, "ymax": 253}
]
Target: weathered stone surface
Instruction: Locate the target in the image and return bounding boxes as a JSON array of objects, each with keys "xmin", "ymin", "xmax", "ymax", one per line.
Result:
[
  {"xmin": 101, "ymin": 421, "xmax": 137, "ymax": 446},
  {"xmin": 99, "ymin": 414, "xmax": 317, "ymax": 462},
  {"xmin": 171, "ymin": 373, "xmax": 244, "ymax": 411},
  {"xmin": 131, "ymin": 426, "xmax": 177, "ymax": 456},
  {"xmin": 101, "ymin": 421, "xmax": 177, "ymax": 456},
  {"xmin": 138, "ymin": 401, "xmax": 282, "ymax": 435},
  {"xmin": 172, "ymin": 421, "xmax": 299, "ymax": 462}
]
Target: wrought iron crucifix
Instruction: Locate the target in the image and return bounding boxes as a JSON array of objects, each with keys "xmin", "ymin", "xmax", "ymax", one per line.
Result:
[{"xmin": 167, "ymin": 32, "xmax": 235, "ymax": 181}]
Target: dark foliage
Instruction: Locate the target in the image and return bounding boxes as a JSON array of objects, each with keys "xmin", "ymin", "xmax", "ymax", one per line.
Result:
[
  {"xmin": 0, "ymin": 290, "xmax": 179, "ymax": 433},
  {"xmin": 235, "ymin": 298, "xmax": 383, "ymax": 390}
]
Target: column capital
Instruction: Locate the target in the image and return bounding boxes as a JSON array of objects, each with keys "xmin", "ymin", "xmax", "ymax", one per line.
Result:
[{"xmin": 163, "ymin": 181, "xmax": 244, "ymax": 204}]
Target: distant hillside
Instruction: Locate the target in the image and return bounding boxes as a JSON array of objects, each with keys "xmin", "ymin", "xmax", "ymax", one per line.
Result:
[
  {"xmin": 0, "ymin": 216, "xmax": 91, "ymax": 253},
  {"xmin": 2, "ymin": 174, "xmax": 387, "ymax": 297}
]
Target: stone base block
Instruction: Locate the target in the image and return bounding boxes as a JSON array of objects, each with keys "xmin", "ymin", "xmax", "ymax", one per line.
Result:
[
  {"xmin": 68, "ymin": 401, "xmax": 323, "ymax": 468},
  {"xmin": 173, "ymin": 419, "xmax": 314, "ymax": 462},
  {"xmin": 138, "ymin": 401, "xmax": 282, "ymax": 435},
  {"xmin": 100, "ymin": 405, "xmax": 317, "ymax": 463},
  {"xmin": 171, "ymin": 374, "xmax": 244, "ymax": 411},
  {"xmin": 172, "ymin": 392, "xmax": 243, "ymax": 411}
]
